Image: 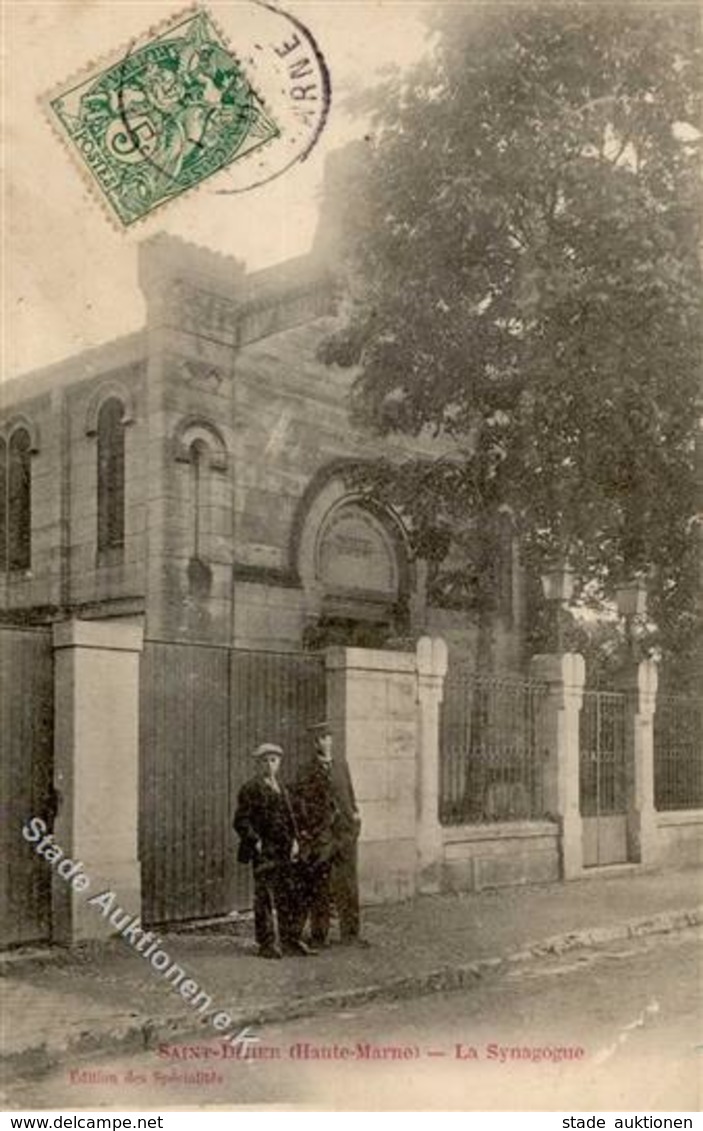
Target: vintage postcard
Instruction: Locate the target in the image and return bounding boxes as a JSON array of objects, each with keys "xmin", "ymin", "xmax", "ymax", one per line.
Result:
[{"xmin": 1, "ymin": 0, "xmax": 701, "ymax": 1117}]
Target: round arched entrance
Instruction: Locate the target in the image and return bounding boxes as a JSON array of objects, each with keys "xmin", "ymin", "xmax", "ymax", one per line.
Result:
[{"xmin": 295, "ymin": 474, "xmax": 412, "ymax": 649}]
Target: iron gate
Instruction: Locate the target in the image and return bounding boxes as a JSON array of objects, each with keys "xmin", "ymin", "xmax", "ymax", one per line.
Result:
[
  {"xmin": 139, "ymin": 642, "xmax": 326, "ymax": 927},
  {"xmin": 139, "ymin": 640, "xmax": 231, "ymax": 927},
  {"xmin": 579, "ymin": 690, "xmax": 627, "ymax": 866},
  {"xmin": 439, "ymin": 670, "xmax": 549, "ymax": 824},
  {"xmin": 0, "ymin": 625, "xmax": 54, "ymax": 947}
]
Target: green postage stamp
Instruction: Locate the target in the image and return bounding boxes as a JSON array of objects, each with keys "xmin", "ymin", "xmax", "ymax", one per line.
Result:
[{"xmin": 45, "ymin": 6, "xmax": 329, "ymax": 226}]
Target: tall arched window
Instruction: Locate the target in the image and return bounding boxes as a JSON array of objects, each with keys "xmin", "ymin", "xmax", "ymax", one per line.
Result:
[
  {"xmin": 190, "ymin": 439, "xmax": 209, "ymax": 561},
  {"xmin": 97, "ymin": 398, "xmax": 125, "ymax": 554},
  {"xmin": 0, "ymin": 427, "xmax": 32, "ymax": 572},
  {"xmin": 173, "ymin": 416, "xmax": 228, "ymax": 578},
  {"xmin": 9, "ymin": 428, "xmax": 32, "ymax": 571}
]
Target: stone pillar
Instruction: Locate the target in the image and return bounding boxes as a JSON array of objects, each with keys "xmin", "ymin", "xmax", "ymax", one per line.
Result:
[
  {"xmin": 415, "ymin": 636, "xmax": 448, "ymax": 893},
  {"xmin": 52, "ymin": 619, "xmax": 144, "ymax": 943},
  {"xmin": 138, "ymin": 236, "xmax": 239, "ymax": 646},
  {"xmin": 618, "ymin": 659, "xmax": 659, "ymax": 866},
  {"xmin": 326, "ymin": 645, "xmax": 419, "ymax": 903},
  {"xmin": 530, "ymin": 653, "xmax": 586, "ymax": 879}
]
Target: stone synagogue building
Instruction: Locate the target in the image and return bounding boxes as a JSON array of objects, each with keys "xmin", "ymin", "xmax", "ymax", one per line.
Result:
[{"xmin": 0, "ymin": 233, "xmax": 525, "ymax": 663}]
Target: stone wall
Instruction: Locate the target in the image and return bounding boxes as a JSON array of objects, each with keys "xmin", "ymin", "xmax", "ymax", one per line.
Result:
[
  {"xmin": 655, "ymin": 811, "xmax": 703, "ymax": 867},
  {"xmin": 0, "ymin": 340, "xmax": 147, "ymax": 620},
  {"xmin": 0, "ymin": 388, "xmax": 58, "ymax": 614},
  {"xmin": 326, "ymin": 645, "xmax": 421, "ymax": 903},
  {"xmin": 52, "ymin": 618, "xmax": 143, "ymax": 943},
  {"xmin": 325, "ymin": 638, "xmax": 449, "ymax": 903},
  {"xmin": 138, "ymin": 241, "xmax": 240, "ymax": 645},
  {"xmin": 65, "ymin": 364, "xmax": 147, "ymax": 611},
  {"xmin": 442, "ymin": 822, "xmax": 560, "ymax": 891}
]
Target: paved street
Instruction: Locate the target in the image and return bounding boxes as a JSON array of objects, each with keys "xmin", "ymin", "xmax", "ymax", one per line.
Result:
[
  {"xmin": 4, "ymin": 926, "xmax": 701, "ymax": 1111},
  {"xmin": 4, "ymin": 865, "xmax": 700, "ymax": 1067}
]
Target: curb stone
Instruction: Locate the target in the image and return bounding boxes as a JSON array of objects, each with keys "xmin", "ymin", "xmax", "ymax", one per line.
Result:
[{"xmin": 2, "ymin": 904, "xmax": 701, "ymax": 1079}]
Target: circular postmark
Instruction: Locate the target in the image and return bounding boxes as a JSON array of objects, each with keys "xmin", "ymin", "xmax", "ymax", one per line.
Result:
[
  {"xmin": 214, "ymin": 0, "xmax": 331, "ymax": 194},
  {"xmin": 113, "ymin": 2, "xmax": 331, "ymax": 208},
  {"xmin": 47, "ymin": 2, "xmax": 330, "ymax": 226}
]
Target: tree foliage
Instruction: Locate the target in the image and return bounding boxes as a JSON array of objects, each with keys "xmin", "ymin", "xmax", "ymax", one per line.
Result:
[{"xmin": 320, "ymin": 2, "xmax": 702, "ymax": 675}]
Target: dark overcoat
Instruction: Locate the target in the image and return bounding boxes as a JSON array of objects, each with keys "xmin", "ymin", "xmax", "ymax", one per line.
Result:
[
  {"xmin": 233, "ymin": 778, "xmax": 298, "ymax": 865},
  {"xmin": 294, "ymin": 758, "xmax": 359, "ymax": 863}
]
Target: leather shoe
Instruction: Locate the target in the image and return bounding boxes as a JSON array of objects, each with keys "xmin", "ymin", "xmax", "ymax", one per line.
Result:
[
  {"xmin": 283, "ymin": 939, "xmax": 318, "ymax": 957},
  {"xmin": 340, "ymin": 936, "xmax": 371, "ymax": 948},
  {"xmin": 258, "ymin": 944, "xmax": 283, "ymax": 959}
]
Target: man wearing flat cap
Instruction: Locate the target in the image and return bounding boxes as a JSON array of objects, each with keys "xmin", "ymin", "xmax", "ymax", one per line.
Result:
[
  {"xmin": 233, "ymin": 743, "xmax": 314, "ymax": 959},
  {"xmin": 294, "ymin": 722, "xmax": 367, "ymax": 947}
]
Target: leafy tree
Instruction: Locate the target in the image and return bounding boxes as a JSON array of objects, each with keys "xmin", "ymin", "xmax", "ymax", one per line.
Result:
[{"xmin": 320, "ymin": 2, "xmax": 702, "ymax": 680}]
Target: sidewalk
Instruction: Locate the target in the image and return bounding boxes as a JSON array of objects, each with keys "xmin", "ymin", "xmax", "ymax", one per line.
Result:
[{"xmin": 1, "ymin": 865, "xmax": 701, "ymax": 1074}]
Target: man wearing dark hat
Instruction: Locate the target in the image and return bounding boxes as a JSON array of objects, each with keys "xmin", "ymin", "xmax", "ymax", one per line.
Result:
[
  {"xmin": 233, "ymin": 743, "xmax": 315, "ymax": 959},
  {"xmin": 294, "ymin": 722, "xmax": 367, "ymax": 947}
]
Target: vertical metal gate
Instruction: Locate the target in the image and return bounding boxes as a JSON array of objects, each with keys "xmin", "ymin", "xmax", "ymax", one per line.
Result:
[
  {"xmin": 0, "ymin": 626, "xmax": 54, "ymax": 947},
  {"xmin": 139, "ymin": 640, "xmax": 231, "ymax": 926},
  {"xmin": 139, "ymin": 642, "xmax": 326, "ymax": 926},
  {"xmin": 579, "ymin": 690, "xmax": 628, "ymax": 867}
]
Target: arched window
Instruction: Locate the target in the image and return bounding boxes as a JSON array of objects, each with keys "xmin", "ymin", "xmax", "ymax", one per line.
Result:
[
  {"xmin": 190, "ymin": 439, "xmax": 209, "ymax": 561},
  {"xmin": 0, "ymin": 427, "xmax": 32, "ymax": 572},
  {"xmin": 97, "ymin": 398, "xmax": 125, "ymax": 554},
  {"xmin": 173, "ymin": 416, "xmax": 228, "ymax": 583}
]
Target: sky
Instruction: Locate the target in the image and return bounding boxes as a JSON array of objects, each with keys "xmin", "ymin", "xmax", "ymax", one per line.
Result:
[{"xmin": 2, "ymin": 1, "xmax": 430, "ymax": 381}]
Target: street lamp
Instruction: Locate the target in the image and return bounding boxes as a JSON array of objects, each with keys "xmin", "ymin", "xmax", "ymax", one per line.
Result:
[
  {"xmin": 615, "ymin": 577, "xmax": 647, "ymax": 618},
  {"xmin": 540, "ymin": 561, "xmax": 575, "ymax": 652},
  {"xmin": 615, "ymin": 576, "xmax": 647, "ymax": 660}
]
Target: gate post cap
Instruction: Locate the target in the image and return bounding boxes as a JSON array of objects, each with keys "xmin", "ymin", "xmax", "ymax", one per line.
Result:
[
  {"xmin": 416, "ymin": 635, "xmax": 448, "ymax": 678},
  {"xmin": 530, "ymin": 652, "xmax": 585, "ymax": 689}
]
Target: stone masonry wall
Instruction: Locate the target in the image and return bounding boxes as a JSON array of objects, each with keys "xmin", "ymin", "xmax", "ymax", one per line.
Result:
[{"xmin": 1, "ymin": 344, "xmax": 147, "ymax": 620}]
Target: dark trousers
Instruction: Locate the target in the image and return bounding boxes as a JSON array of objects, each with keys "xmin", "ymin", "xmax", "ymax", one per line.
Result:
[
  {"xmin": 331, "ymin": 838, "xmax": 360, "ymax": 940},
  {"xmin": 252, "ymin": 859, "xmax": 297, "ymax": 950},
  {"xmin": 295, "ymin": 859, "xmax": 332, "ymax": 944}
]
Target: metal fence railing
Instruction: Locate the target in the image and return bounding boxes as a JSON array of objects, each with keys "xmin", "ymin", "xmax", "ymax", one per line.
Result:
[
  {"xmin": 654, "ymin": 694, "xmax": 703, "ymax": 811},
  {"xmin": 439, "ymin": 672, "xmax": 549, "ymax": 825}
]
